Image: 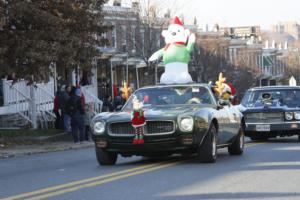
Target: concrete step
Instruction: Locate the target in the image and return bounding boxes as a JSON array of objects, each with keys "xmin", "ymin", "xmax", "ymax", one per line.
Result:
[
  {"xmin": 0, "ymin": 111, "xmax": 56, "ymax": 129},
  {"xmin": 0, "ymin": 113, "xmax": 30, "ymax": 128},
  {"xmin": 37, "ymin": 111, "xmax": 55, "ymax": 129}
]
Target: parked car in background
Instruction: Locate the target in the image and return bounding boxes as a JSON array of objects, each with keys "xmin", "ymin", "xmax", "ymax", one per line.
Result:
[
  {"xmin": 238, "ymin": 86, "xmax": 300, "ymax": 142},
  {"xmin": 91, "ymin": 84, "xmax": 245, "ymax": 165}
]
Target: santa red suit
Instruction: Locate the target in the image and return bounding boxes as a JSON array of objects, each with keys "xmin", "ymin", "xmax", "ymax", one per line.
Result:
[{"xmin": 131, "ymin": 97, "xmax": 146, "ymax": 144}]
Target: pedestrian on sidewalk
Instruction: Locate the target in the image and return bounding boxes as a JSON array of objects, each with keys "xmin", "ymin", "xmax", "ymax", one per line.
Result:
[
  {"xmin": 62, "ymin": 85, "xmax": 72, "ymax": 132},
  {"xmin": 84, "ymin": 103, "xmax": 95, "ymax": 141},
  {"xmin": 67, "ymin": 87, "xmax": 85, "ymax": 143},
  {"xmin": 53, "ymin": 90, "xmax": 64, "ymax": 129},
  {"xmin": 76, "ymin": 84, "xmax": 86, "ymax": 108},
  {"xmin": 102, "ymin": 94, "xmax": 114, "ymax": 112},
  {"xmin": 113, "ymin": 90, "xmax": 126, "ymax": 111}
]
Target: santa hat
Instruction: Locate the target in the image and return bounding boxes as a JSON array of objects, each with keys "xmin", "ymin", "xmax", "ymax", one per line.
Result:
[
  {"xmin": 222, "ymin": 83, "xmax": 232, "ymax": 94},
  {"xmin": 170, "ymin": 16, "xmax": 183, "ymax": 26},
  {"xmin": 227, "ymin": 83, "xmax": 236, "ymax": 96}
]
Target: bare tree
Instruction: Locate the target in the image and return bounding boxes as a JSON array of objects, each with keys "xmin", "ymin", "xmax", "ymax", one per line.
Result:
[
  {"xmin": 127, "ymin": 1, "xmax": 170, "ymax": 66},
  {"xmin": 193, "ymin": 34, "xmax": 230, "ymax": 82},
  {"xmin": 193, "ymin": 33, "xmax": 257, "ymax": 97},
  {"xmin": 285, "ymin": 41, "xmax": 300, "ymax": 81}
]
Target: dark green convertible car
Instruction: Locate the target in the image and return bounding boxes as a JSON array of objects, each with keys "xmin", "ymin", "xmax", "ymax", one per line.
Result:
[{"xmin": 91, "ymin": 84, "xmax": 245, "ymax": 165}]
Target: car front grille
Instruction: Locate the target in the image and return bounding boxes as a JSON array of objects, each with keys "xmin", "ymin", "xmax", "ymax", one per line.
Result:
[
  {"xmin": 245, "ymin": 112, "xmax": 284, "ymax": 123},
  {"xmin": 109, "ymin": 122, "xmax": 136, "ymax": 136},
  {"xmin": 108, "ymin": 121, "xmax": 175, "ymax": 136}
]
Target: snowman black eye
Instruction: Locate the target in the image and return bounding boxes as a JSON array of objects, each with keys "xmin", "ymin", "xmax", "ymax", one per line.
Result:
[{"xmin": 178, "ymin": 30, "xmax": 180, "ymax": 32}]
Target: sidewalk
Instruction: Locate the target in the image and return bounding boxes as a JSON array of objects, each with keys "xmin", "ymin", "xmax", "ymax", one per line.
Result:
[{"xmin": 0, "ymin": 132, "xmax": 94, "ymax": 159}]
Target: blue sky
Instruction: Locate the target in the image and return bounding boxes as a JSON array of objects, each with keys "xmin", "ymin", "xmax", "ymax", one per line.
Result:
[{"xmin": 106, "ymin": 0, "xmax": 300, "ymax": 30}]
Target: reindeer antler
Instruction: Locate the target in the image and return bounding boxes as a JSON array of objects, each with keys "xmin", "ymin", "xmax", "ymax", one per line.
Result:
[
  {"xmin": 121, "ymin": 81, "xmax": 131, "ymax": 101},
  {"xmin": 214, "ymin": 73, "xmax": 226, "ymax": 96}
]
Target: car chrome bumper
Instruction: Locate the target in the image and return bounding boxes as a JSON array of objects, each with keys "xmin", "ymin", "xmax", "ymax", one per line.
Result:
[
  {"xmin": 93, "ymin": 135, "xmax": 197, "ymax": 154},
  {"xmin": 245, "ymin": 121, "xmax": 300, "ymax": 135}
]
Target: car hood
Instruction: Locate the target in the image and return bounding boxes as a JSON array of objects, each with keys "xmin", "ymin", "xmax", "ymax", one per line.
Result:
[
  {"xmin": 237, "ymin": 104, "xmax": 300, "ymax": 113},
  {"xmin": 94, "ymin": 104, "xmax": 210, "ymax": 122}
]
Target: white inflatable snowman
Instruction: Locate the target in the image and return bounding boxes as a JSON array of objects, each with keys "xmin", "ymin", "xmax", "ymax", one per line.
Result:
[{"xmin": 149, "ymin": 16, "xmax": 196, "ymax": 84}]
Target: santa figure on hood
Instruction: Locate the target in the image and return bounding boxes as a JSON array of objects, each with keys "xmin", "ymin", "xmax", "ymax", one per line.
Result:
[{"xmin": 131, "ymin": 96, "xmax": 146, "ymax": 144}]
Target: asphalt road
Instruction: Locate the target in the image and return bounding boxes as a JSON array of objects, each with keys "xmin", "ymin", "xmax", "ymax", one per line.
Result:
[{"xmin": 0, "ymin": 137, "xmax": 300, "ymax": 200}]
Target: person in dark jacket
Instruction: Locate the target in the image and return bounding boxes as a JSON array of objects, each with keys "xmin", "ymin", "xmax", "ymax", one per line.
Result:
[
  {"xmin": 68, "ymin": 87, "xmax": 85, "ymax": 143},
  {"xmin": 53, "ymin": 91, "xmax": 64, "ymax": 129},
  {"xmin": 62, "ymin": 85, "xmax": 72, "ymax": 132},
  {"xmin": 113, "ymin": 90, "xmax": 126, "ymax": 111},
  {"xmin": 102, "ymin": 94, "xmax": 114, "ymax": 112}
]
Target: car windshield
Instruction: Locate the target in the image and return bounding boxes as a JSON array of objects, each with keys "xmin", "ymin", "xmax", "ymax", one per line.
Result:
[
  {"xmin": 122, "ymin": 86, "xmax": 214, "ymax": 112},
  {"xmin": 241, "ymin": 88, "xmax": 300, "ymax": 108}
]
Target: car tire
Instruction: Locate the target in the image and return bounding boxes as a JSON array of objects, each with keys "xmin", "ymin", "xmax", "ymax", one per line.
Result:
[
  {"xmin": 95, "ymin": 147, "xmax": 117, "ymax": 166},
  {"xmin": 228, "ymin": 125, "xmax": 244, "ymax": 155},
  {"xmin": 197, "ymin": 124, "xmax": 217, "ymax": 163}
]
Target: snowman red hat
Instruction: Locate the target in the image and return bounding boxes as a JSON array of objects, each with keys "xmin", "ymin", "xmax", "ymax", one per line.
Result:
[{"xmin": 170, "ymin": 16, "xmax": 183, "ymax": 26}]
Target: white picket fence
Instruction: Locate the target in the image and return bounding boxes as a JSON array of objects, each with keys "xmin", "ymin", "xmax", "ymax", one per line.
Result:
[
  {"xmin": 0, "ymin": 79, "xmax": 55, "ymax": 128},
  {"xmin": 81, "ymin": 84, "xmax": 103, "ymax": 114},
  {"xmin": 0, "ymin": 79, "xmax": 102, "ymax": 129},
  {"xmin": 3, "ymin": 80, "xmax": 30, "ymax": 106}
]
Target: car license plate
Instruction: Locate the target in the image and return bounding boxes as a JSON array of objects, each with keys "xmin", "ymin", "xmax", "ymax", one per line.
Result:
[{"xmin": 256, "ymin": 124, "xmax": 270, "ymax": 132}]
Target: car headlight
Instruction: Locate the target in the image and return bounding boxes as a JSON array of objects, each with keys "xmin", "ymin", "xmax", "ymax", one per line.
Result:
[
  {"xmin": 179, "ymin": 117, "xmax": 194, "ymax": 132},
  {"xmin": 93, "ymin": 121, "xmax": 105, "ymax": 134},
  {"xmin": 294, "ymin": 111, "xmax": 300, "ymax": 120},
  {"xmin": 285, "ymin": 112, "xmax": 293, "ymax": 120}
]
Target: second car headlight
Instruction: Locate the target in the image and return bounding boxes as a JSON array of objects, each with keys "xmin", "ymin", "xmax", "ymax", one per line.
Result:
[
  {"xmin": 93, "ymin": 121, "xmax": 105, "ymax": 134},
  {"xmin": 294, "ymin": 111, "xmax": 300, "ymax": 120},
  {"xmin": 179, "ymin": 117, "xmax": 194, "ymax": 132},
  {"xmin": 285, "ymin": 112, "xmax": 293, "ymax": 120}
]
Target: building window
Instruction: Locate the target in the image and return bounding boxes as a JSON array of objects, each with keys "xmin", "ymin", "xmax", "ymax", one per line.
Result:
[
  {"xmin": 156, "ymin": 32, "xmax": 161, "ymax": 48},
  {"xmin": 140, "ymin": 29, "xmax": 145, "ymax": 55},
  {"xmin": 111, "ymin": 24, "xmax": 116, "ymax": 48},
  {"xmin": 122, "ymin": 25, "xmax": 127, "ymax": 51},
  {"xmin": 131, "ymin": 25, "xmax": 136, "ymax": 51},
  {"xmin": 100, "ymin": 32, "xmax": 107, "ymax": 47}
]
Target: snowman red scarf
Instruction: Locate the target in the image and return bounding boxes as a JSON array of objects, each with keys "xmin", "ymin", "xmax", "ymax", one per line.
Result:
[{"xmin": 131, "ymin": 97, "xmax": 146, "ymax": 144}]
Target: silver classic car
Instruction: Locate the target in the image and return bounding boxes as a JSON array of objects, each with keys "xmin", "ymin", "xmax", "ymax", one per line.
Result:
[
  {"xmin": 91, "ymin": 84, "xmax": 245, "ymax": 165},
  {"xmin": 238, "ymin": 86, "xmax": 300, "ymax": 141}
]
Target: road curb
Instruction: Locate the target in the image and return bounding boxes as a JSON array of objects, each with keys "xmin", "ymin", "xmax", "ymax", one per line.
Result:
[
  {"xmin": 0, "ymin": 132, "xmax": 73, "ymax": 144},
  {"xmin": 0, "ymin": 132, "xmax": 94, "ymax": 159},
  {"xmin": 0, "ymin": 142, "xmax": 94, "ymax": 159}
]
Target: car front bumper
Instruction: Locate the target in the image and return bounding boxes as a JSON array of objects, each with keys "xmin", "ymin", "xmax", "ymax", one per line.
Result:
[
  {"xmin": 245, "ymin": 122, "xmax": 300, "ymax": 136},
  {"xmin": 93, "ymin": 134, "xmax": 198, "ymax": 155}
]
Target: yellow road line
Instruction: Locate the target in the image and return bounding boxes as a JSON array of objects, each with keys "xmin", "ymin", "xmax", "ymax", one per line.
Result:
[
  {"xmin": 245, "ymin": 142, "xmax": 266, "ymax": 147},
  {"xmin": 25, "ymin": 161, "xmax": 183, "ymax": 200},
  {"xmin": 2, "ymin": 161, "xmax": 169, "ymax": 200}
]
